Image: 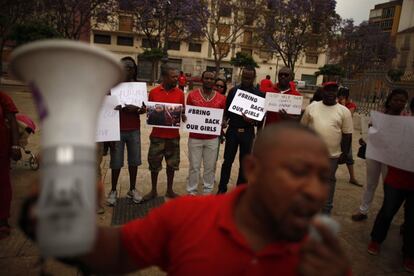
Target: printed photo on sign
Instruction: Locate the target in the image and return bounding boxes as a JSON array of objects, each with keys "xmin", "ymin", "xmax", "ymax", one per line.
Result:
[
  {"xmin": 146, "ymin": 102, "xmax": 183, "ymax": 129},
  {"xmin": 228, "ymin": 89, "xmax": 265, "ymax": 120},
  {"xmin": 111, "ymin": 82, "xmax": 148, "ymax": 107},
  {"xmin": 184, "ymin": 105, "xmax": 224, "ymax": 136},
  {"xmin": 96, "ymin": 95, "xmax": 120, "ymax": 142}
]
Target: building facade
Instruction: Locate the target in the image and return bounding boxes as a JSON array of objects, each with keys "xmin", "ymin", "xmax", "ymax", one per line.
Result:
[{"xmin": 90, "ymin": 8, "xmax": 325, "ymax": 85}]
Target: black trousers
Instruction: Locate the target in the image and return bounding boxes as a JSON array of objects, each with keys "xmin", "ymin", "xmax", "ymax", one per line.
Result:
[
  {"xmin": 218, "ymin": 126, "xmax": 255, "ymax": 192},
  {"xmin": 371, "ymin": 183, "xmax": 414, "ymax": 258}
]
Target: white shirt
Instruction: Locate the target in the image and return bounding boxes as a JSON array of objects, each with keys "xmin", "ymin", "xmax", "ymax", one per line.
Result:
[{"xmin": 301, "ymin": 101, "xmax": 353, "ymax": 158}]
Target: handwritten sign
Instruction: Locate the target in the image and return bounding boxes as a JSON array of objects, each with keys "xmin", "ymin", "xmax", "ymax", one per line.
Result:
[
  {"xmin": 228, "ymin": 89, "xmax": 265, "ymax": 120},
  {"xmin": 265, "ymin": 93, "xmax": 303, "ymax": 115},
  {"xmin": 96, "ymin": 95, "xmax": 120, "ymax": 142},
  {"xmin": 111, "ymin": 82, "xmax": 148, "ymax": 107},
  {"xmin": 146, "ymin": 101, "xmax": 183, "ymax": 129},
  {"xmin": 183, "ymin": 105, "xmax": 223, "ymax": 136},
  {"xmin": 366, "ymin": 111, "xmax": 414, "ymax": 172}
]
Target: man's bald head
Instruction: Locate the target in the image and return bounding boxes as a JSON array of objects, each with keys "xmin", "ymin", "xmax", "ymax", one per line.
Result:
[
  {"xmin": 252, "ymin": 122, "xmax": 325, "ymax": 158},
  {"xmin": 278, "ymin": 67, "xmax": 293, "ymax": 89}
]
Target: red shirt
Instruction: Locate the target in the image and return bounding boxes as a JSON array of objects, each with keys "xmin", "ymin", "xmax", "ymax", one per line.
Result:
[
  {"xmin": 149, "ymin": 85, "xmax": 185, "ymax": 139},
  {"xmin": 186, "ymin": 89, "xmax": 226, "ymax": 139},
  {"xmin": 259, "ymin": 78, "xmax": 273, "ymax": 92},
  {"xmin": 0, "ymin": 91, "xmax": 18, "ymax": 157},
  {"xmin": 178, "ymin": 75, "xmax": 187, "ymax": 87},
  {"xmin": 385, "ymin": 166, "xmax": 414, "ymax": 191},
  {"xmin": 264, "ymin": 82, "xmax": 301, "ymax": 126},
  {"xmin": 120, "ymin": 110, "xmax": 140, "ymax": 131},
  {"xmin": 121, "ymin": 186, "xmax": 307, "ymax": 275}
]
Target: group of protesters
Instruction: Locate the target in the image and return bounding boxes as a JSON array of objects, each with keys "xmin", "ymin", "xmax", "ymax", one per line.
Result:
[{"xmin": 2, "ymin": 54, "xmax": 414, "ymax": 274}]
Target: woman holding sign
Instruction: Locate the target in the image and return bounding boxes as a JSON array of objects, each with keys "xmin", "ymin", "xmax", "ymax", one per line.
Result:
[{"xmin": 186, "ymin": 71, "xmax": 226, "ymax": 195}]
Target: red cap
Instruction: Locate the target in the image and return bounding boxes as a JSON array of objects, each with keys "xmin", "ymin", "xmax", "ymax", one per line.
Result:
[{"xmin": 322, "ymin": 81, "xmax": 338, "ymax": 87}]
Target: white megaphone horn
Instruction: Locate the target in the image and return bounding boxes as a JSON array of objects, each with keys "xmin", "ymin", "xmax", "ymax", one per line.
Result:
[{"xmin": 10, "ymin": 40, "xmax": 123, "ymax": 257}]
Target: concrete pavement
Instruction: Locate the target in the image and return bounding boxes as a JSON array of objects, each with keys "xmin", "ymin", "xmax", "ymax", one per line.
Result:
[{"xmin": 0, "ymin": 85, "xmax": 410, "ymax": 275}]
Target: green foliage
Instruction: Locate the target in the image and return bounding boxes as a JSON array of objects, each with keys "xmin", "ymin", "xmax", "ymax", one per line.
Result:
[
  {"xmin": 138, "ymin": 48, "xmax": 164, "ymax": 61},
  {"xmin": 315, "ymin": 64, "xmax": 345, "ymax": 77},
  {"xmin": 230, "ymin": 52, "xmax": 259, "ymax": 69},
  {"xmin": 387, "ymin": 68, "xmax": 404, "ymax": 82},
  {"xmin": 10, "ymin": 21, "xmax": 61, "ymax": 46}
]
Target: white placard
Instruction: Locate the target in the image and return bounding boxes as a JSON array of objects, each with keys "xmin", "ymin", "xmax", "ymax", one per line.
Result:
[
  {"xmin": 111, "ymin": 82, "xmax": 148, "ymax": 107},
  {"xmin": 183, "ymin": 105, "xmax": 224, "ymax": 136},
  {"xmin": 366, "ymin": 111, "xmax": 414, "ymax": 172},
  {"xmin": 96, "ymin": 95, "xmax": 120, "ymax": 142},
  {"xmin": 146, "ymin": 101, "xmax": 183, "ymax": 129},
  {"xmin": 228, "ymin": 89, "xmax": 265, "ymax": 120},
  {"xmin": 265, "ymin": 93, "xmax": 303, "ymax": 115}
]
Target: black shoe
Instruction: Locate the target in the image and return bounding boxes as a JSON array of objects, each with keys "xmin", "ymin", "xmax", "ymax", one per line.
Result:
[
  {"xmin": 216, "ymin": 189, "xmax": 227, "ymax": 195},
  {"xmin": 351, "ymin": 212, "xmax": 368, "ymax": 221}
]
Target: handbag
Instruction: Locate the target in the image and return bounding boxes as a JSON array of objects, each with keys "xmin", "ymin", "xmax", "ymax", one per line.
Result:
[{"xmin": 357, "ymin": 144, "xmax": 366, "ymax": 159}]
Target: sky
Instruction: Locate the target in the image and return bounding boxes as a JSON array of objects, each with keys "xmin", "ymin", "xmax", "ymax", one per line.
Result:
[{"xmin": 336, "ymin": 0, "xmax": 385, "ymax": 24}]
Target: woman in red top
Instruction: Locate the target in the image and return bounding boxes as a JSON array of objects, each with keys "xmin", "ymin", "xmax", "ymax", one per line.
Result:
[
  {"xmin": 368, "ymin": 89, "xmax": 413, "ymax": 273},
  {"xmin": 338, "ymin": 87, "xmax": 361, "ymax": 186},
  {"xmin": 0, "ymin": 91, "xmax": 22, "ymax": 239}
]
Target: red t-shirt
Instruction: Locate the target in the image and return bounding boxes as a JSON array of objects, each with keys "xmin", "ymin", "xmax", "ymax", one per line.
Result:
[
  {"xmin": 385, "ymin": 166, "xmax": 414, "ymax": 191},
  {"xmin": 149, "ymin": 85, "xmax": 185, "ymax": 139},
  {"xmin": 264, "ymin": 82, "xmax": 301, "ymax": 126},
  {"xmin": 0, "ymin": 91, "xmax": 18, "ymax": 157},
  {"xmin": 120, "ymin": 110, "xmax": 140, "ymax": 131},
  {"xmin": 186, "ymin": 89, "xmax": 226, "ymax": 139},
  {"xmin": 178, "ymin": 75, "xmax": 187, "ymax": 87},
  {"xmin": 121, "ymin": 186, "xmax": 307, "ymax": 275},
  {"xmin": 259, "ymin": 79, "xmax": 273, "ymax": 92}
]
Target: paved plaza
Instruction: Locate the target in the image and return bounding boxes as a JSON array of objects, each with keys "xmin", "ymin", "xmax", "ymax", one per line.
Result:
[{"xmin": 0, "ymin": 84, "xmax": 410, "ymax": 275}]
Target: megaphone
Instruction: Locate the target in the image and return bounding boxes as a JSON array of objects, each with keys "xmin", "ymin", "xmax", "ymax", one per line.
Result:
[{"xmin": 10, "ymin": 40, "xmax": 123, "ymax": 257}]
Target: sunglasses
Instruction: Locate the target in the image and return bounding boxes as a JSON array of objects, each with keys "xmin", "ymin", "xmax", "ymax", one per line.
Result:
[
  {"xmin": 216, "ymin": 85, "xmax": 225, "ymax": 88},
  {"xmin": 278, "ymin": 73, "xmax": 290, "ymax": 77}
]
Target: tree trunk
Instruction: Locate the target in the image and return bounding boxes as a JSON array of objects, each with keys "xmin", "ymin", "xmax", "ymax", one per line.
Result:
[{"xmin": 215, "ymin": 59, "xmax": 221, "ymax": 78}]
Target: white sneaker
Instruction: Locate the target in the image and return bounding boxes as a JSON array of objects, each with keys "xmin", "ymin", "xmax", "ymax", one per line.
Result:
[
  {"xmin": 106, "ymin": 190, "xmax": 117, "ymax": 206},
  {"xmin": 127, "ymin": 189, "xmax": 143, "ymax": 204}
]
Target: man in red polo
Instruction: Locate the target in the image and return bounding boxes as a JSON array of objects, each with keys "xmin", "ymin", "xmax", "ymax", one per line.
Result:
[
  {"xmin": 259, "ymin": 75, "xmax": 273, "ymax": 92},
  {"xmin": 186, "ymin": 71, "xmax": 226, "ymax": 195},
  {"xmin": 22, "ymin": 123, "xmax": 349, "ymax": 275},
  {"xmin": 144, "ymin": 65, "xmax": 186, "ymax": 200},
  {"xmin": 263, "ymin": 67, "xmax": 302, "ymax": 126}
]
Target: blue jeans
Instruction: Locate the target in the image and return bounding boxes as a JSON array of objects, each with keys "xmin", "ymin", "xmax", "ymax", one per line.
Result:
[{"xmin": 110, "ymin": 130, "xmax": 142, "ymax": 169}]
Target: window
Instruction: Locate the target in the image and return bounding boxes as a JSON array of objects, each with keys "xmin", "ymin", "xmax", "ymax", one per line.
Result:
[
  {"xmin": 259, "ymin": 51, "xmax": 272, "ymax": 60},
  {"xmin": 117, "ymin": 36, "xmax": 133, "ymax": 46},
  {"xmin": 381, "ymin": 19, "xmax": 393, "ymax": 30},
  {"xmin": 188, "ymin": 43, "xmax": 202, "ymax": 52},
  {"xmin": 305, "ymin": 54, "xmax": 318, "ymax": 64},
  {"xmin": 141, "ymin": 38, "xmax": 152, "ymax": 48},
  {"xmin": 94, "ymin": 34, "xmax": 111, "ymax": 44},
  {"xmin": 167, "ymin": 41, "xmax": 180, "ymax": 50},
  {"xmin": 119, "ymin": 0, "xmax": 132, "ymax": 11},
  {"xmin": 218, "ymin": 42, "xmax": 230, "ymax": 56},
  {"xmin": 301, "ymin": 74, "xmax": 317, "ymax": 85},
  {"xmin": 218, "ymin": 24, "xmax": 230, "ymax": 37},
  {"xmin": 382, "ymin": 7, "xmax": 395, "ymax": 19},
  {"xmin": 119, "ymin": 15, "xmax": 133, "ymax": 32},
  {"xmin": 243, "ymin": 31, "xmax": 253, "ymax": 45},
  {"xmin": 244, "ymin": 9, "xmax": 254, "ymax": 26},
  {"xmin": 241, "ymin": 48, "xmax": 253, "ymax": 57},
  {"xmin": 219, "ymin": 4, "xmax": 231, "ymax": 17}
]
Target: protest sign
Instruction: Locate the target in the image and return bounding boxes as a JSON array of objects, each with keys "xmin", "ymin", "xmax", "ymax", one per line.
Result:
[
  {"xmin": 366, "ymin": 111, "xmax": 414, "ymax": 172},
  {"xmin": 264, "ymin": 93, "xmax": 303, "ymax": 115},
  {"xmin": 183, "ymin": 105, "xmax": 223, "ymax": 136},
  {"xmin": 111, "ymin": 82, "xmax": 148, "ymax": 107},
  {"xmin": 96, "ymin": 95, "xmax": 120, "ymax": 142},
  {"xmin": 146, "ymin": 101, "xmax": 183, "ymax": 129},
  {"xmin": 228, "ymin": 89, "xmax": 265, "ymax": 120}
]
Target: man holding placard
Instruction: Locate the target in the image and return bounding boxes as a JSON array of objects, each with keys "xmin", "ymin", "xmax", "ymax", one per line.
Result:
[
  {"xmin": 263, "ymin": 67, "xmax": 302, "ymax": 126},
  {"xmin": 144, "ymin": 65, "xmax": 186, "ymax": 200},
  {"xmin": 217, "ymin": 66, "xmax": 264, "ymax": 194},
  {"xmin": 185, "ymin": 71, "xmax": 226, "ymax": 195},
  {"xmin": 107, "ymin": 57, "xmax": 146, "ymax": 206}
]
